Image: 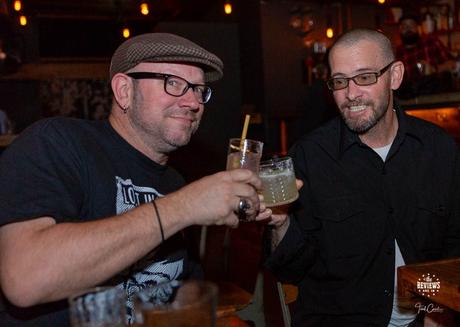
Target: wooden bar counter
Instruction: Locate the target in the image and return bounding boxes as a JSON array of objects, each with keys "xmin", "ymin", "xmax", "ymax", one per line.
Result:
[{"xmin": 398, "ymin": 258, "xmax": 460, "ymax": 312}]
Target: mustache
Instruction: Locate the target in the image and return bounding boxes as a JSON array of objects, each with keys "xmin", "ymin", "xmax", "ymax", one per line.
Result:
[{"xmin": 169, "ymin": 108, "xmax": 199, "ymax": 119}]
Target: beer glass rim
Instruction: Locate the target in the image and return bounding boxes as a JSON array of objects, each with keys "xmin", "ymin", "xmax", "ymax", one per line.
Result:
[
  {"xmin": 229, "ymin": 138, "xmax": 263, "ymax": 145},
  {"xmin": 260, "ymin": 156, "xmax": 292, "ymax": 167}
]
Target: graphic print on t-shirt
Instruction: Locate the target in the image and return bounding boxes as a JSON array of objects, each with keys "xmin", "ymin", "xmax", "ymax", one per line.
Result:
[
  {"xmin": 114, "ymin": 176, "xmax": 184, "ymax": 323},
  {"xmin": 116, "ymin": 176, "xmax": 162, "ymax": 212}
]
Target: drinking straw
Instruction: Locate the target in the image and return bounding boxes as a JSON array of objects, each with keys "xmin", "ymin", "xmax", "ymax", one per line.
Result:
[{"xmin": 239, "ymin": 114, "xmax": 251, "ymax": 148}]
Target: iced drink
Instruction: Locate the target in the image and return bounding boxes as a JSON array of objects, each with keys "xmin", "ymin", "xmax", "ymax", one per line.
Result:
[
  {"xmin": 226, "ymin": 151, "xmax": 261, "ymax": 172},
  {"xmin": 226, "ymin": 138, "xmax": 263, "ymax": 172},
  {"xmin": 259, "ymin": 157, "xmax": 298, "ymax": 207}
]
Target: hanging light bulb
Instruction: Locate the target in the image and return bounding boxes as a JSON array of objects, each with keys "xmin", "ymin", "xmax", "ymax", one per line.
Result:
[
  {"xmin": 122, "ymin": 27, "xmax": 130, "ymax": 39},
  {"xmin": 224, "ymin": 1, "xmax": 232, "ymax": 15},
  {"xmin": 378, "ymin": 0, "xmax": 385, "ymax": 4},
  {"xmin": 13, "ymin": 0, "xmax": 22, "ymax": 11},
  {"xmin": 19, "ymin": 15, "xmax": 27, "ymax": 26},
  {"xmin": 325, "ymin": 11, "xmax": 334, "ymax": 39},
  {"xmin": 140, "ymin": 2, "xmax": 149, "ymax": 15}
]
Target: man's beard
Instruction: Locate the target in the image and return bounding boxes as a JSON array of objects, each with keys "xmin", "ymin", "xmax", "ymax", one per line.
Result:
[
  {"xmin": 130, "ymin": 86, "xmax": 199, "ymax": 152},
  {"xmin": 401, "ymin": 32, "xmax": 420, "ymax": 46},
  {"xmin": 340, "ymin": 101, "xmax": 387, "ymax": 134}
]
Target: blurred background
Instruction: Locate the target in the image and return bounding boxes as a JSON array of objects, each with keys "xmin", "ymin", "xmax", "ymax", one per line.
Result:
[{"xmin": 3, "ymin": 0, "xmax": 460, "ymax": 176}]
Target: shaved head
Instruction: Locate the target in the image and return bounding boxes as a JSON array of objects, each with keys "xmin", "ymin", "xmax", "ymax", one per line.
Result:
[{"xmin": 329, "ymin": 29, "xmax": 395, "ymax": 66}]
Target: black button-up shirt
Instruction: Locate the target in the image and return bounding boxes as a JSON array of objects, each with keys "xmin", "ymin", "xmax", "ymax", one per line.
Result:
[{"xmin": 265, "ymin": 107, "xmax": 460, "ymax": 326}]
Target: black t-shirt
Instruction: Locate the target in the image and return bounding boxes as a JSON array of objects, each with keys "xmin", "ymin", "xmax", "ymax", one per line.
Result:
[{"xmin": 0, "ymin": 117, "xmax": 197, "ymax": 326}]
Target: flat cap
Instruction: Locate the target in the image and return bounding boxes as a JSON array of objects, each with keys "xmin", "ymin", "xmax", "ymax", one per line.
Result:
[{"xmin": 109, "ymin": 33, "xmax": 224, "ymax": 82}]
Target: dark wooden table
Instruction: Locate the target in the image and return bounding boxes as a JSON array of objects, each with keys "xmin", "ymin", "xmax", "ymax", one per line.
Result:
[
  {"xmin": 131, "ymin": 315, "xmax": 251, "ymax": 327},
  {"xmin": 398, "ymin": 258, "xmax": 460, "ymax": 312},
  {"xmin": 130, "ymin": 281, "xmax": 253, "ymax": 326},
  {"xmin": 216, "ymin": 281, "xmax": 253, "ymax": 318},
  {"xmin": 216, "ymin": 281, "xmax": 253, "ymax": 326}
]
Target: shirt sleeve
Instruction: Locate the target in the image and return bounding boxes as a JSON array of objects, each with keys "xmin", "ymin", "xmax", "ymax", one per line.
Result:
[
  {"xmin": 263, "ymin": 216, "xmax": 317, "ymax": 283},
  {"xmin": 427, "ymin": 37, "xmax": 454, "ymax": 66},
  {"xmin": 0, "ymin": 119, "xmax": 85, "ymax": 226}
]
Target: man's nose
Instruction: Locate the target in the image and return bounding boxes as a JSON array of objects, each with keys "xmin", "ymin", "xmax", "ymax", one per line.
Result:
[
  {"xmin": 181, "ymin": 88, "xmax": 201, "ymax": 109},
  {"xmin": 345, "ymin": 79, "xmax": 363, "ymax": 100}
]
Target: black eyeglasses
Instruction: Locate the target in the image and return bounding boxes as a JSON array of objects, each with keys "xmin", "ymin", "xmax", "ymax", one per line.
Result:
[
  {"xmin": 126, "ymin": 72, "xmax": 212, "ymax": 104},
  {"xmin": 326, "ymin": 61, "xmax": 396, "ymax": 91}
]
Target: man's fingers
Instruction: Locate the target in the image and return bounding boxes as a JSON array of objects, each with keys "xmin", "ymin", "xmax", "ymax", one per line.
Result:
[
  {"xmin": 255, "ymin": 208, "xmax": 272, "ymax": 221},
  {"xmin": 227, "ymin": 169, "xmax": 262, "ymax": 190},
  {"xmin": 295, "ymin": 179, "xmax": 303, "ymax": 190}
]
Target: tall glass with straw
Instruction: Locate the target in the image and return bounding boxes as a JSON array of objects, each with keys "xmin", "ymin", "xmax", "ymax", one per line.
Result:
[{"xmin": 226, "ymin": 115, "xmax": 264, "ymax": 172}]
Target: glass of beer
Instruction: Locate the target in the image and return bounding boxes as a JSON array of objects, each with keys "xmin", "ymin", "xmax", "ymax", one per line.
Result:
[
  {"xmin": 69, "ymin": 286, "xmax": 127, "ymax": 327},
  {"xmin": 226, "ymin": 138, "xmax": 263, "ymax": 172},
  {"xmin": 259, "ymin": 156, "xmax": 299, "ymax": 207},
  {"xmin": 133, "ymin": 280, "xmax": 218, "ymax": 327}
]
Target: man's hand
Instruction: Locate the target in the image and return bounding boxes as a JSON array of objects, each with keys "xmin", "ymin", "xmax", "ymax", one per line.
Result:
[
  {"xmin": 173, "ymin": 169, "xmax": 265, "ymax": 228},
  {"xmin": 256, "ymin": 179, "xmax": 303, "ymax": 227},
  {"xmin": 256, "ymin": 179, "xmax": 303, "ymax": 251}
]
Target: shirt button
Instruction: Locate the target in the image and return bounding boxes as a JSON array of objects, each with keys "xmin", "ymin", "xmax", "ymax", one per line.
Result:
[
  {"xmin": 384, "ymin": 289, "xmax": 392, "ymax": 296},
  {"xmin": 388, "ymin": 207, "xmax": 394, "ymax": 214}
]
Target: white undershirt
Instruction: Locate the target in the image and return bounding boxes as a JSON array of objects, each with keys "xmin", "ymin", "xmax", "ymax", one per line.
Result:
[{"xmin": 373, "ymin": 144, "xmax": 417, "ymax": 326}]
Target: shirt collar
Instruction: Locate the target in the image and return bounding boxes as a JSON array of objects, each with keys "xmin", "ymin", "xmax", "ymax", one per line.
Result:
[{"xmin": 337, "ymin": 101, "xmax": 424, "ymax": 159}]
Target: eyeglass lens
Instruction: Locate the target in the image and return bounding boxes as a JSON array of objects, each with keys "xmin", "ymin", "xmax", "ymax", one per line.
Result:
[{"xmin": 165, "ymin": 76, "xmax": 211, "ymax": 104}]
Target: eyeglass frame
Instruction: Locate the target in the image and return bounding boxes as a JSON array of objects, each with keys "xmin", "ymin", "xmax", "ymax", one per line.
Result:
[
  {"xmin": 125, "ymin": 72, "xmax": 212, "ymax": 104},
  {"xmin": 326, "ymin": 60, "xmax": 396, "ymax": 91}
]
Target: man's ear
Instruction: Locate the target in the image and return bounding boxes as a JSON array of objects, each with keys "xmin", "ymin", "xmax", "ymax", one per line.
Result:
[
  {"xmin": 111, "ymin": 73, "xmax": 132, "ymax": 109},
  {"xmin": 390, "ymin": 61, "xmax": 404, "ymax": 90}
]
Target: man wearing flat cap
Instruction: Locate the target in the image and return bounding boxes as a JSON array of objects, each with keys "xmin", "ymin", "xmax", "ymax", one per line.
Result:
[{"xmin": 0, "ymin": 33, "xmax": 271, "ymax": 326}]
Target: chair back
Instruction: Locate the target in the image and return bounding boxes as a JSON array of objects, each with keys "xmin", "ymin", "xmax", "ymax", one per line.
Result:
[{"xmin": 276, "ymin": 282, "xmax": 298, "ymax": 327}]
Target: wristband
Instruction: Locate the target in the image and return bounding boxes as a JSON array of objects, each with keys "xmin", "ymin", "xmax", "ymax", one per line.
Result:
[{"xmin": 152, "ymin": 200, "xmax": 165, "ymax": 243}]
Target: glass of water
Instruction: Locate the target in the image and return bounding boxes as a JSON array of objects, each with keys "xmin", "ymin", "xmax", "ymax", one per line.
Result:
[{"xmin": 259, "ymin": 156, "xmax": 299, "ymax": 207}]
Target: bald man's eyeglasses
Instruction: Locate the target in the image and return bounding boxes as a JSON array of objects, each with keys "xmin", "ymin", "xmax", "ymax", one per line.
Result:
[
  {"xmin": 326, "ymin": 61, "xmax": 395, "ymax": 91},
  {"xmin": 126, "ymin": 72, "xmax": 212, "ymax": 104}
]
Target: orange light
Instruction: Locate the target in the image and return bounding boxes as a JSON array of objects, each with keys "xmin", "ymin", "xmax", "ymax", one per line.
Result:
[
  {"xmin": 122, "ymin": 28, "xmax": 130, "ymax": 38},
  {"xmin": 140, "ymin": 2, "xmax": 149, "ymax": 15},
  {"xmin": 326, "ymin": 28, "xmax": 334, "ymax": 38},
  {"xmin": 19, "ymin": 15, "xmax": 27, "ymax": 26},
  {"xmin": 378, "ymin": 0, "xmax": 385, "ymax": 4},
  {"xmin": 13, "ymin": 0, "xmax": 22, "ymax": 11},
  {"xmin": 224, "ymin": 3, "xmax": 232, "ymax": 15}
]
